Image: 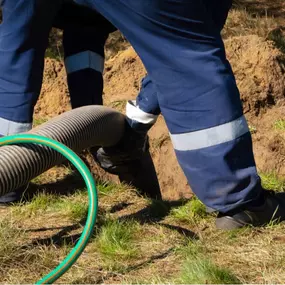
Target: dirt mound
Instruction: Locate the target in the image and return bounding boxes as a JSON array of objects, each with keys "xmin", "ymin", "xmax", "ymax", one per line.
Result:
[
  {"xmin": 34, "ymin": 58, "xmax": 71, "ymax": 119},
  {"xmin": 103, "ymin": 48, "xmax": 146, "ymax": 105},
  {"xmin": 225, "ymin": 35, "xmax": 285, "ymax": 116},
  {"xmin": 37, "ymin": 35, "xmax": 285, "ymax": 200}
]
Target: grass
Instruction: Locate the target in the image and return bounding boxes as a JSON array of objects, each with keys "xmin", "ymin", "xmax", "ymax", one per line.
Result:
[
  {"xmin": 20, "ymin": 193, "xmax": 59, "ymax": 214},
  {"xmin": 33, "ymin": 117, "xmax": 48, "ymax": 127},
  {"xmin": 0, "ymin": 220, "xmax": 26, "ymax": 265},
  {"xmin": 2, "ymin": 178, "xmax": 285, "ymax": 283},
  {"xmin": 94, "ymin": 219, "xmax": 140, "ymax": 261},
  {"xmin": 274, "ymin": 119, "xmax": 285, "ymax": 130},
  {"xmin": 97, "ymin": 182, "xmax": 129, "ymax": 196},
  {"xmin": 178, "ymin": 257, "xmax": 240, "ymax": 284},
  {"xmin": 260, "ymin": 172, "xmax": 285, "ymax": 192},
  {"xmin": 52, "ymin": 191, "xmax": 89, "ymax": 221},
  {"xmin": 174, "ymin": 242, "xmax": 241, "ymax": 284},
  {"xmin": 13, "ymin": 190, "xmax": 88, "ymax": 221},
  {"xmin": 223, "ymin": 9, "xmax": 280, "ymax": 39},
  {"xmin": 170, "ymin": 197, "xmax": 207, "ymax": 225}
]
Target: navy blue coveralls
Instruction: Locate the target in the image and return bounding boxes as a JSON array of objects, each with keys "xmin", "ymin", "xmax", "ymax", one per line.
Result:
[{"xmin": 72, "ymin": 0, "xmax": 264, "ymax": 213}]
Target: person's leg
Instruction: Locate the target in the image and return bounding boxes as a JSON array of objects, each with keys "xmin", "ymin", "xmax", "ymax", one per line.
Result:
[
  {"xmin": 0, "ymin": 0, "xmax": 61, "ymax": 203},
  {"xmin": 74, "ymin": 0, "xmax": 266, "ymax": 213},
  {"xmin": 60, "ymin": 6, "xmax": 114, "ymax": 108},
  {"xmin": 107, "ymin": 75, "xmax": 162, "ymax": 199},
  {"xmin": 63, "ymin": 26, "xmax": 106, "ymax": 107},
  {"xmin": 95, "ymin": 74, "xmax": 162, "ymax": 199},
  {"xmin": 59, "ymin": 4, "xmax": 162, "ymax": 199}
]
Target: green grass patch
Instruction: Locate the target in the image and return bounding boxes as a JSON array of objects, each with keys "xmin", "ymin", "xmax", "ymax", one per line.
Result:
[
  {"xmin": 13, "ymin": 190, "xmax": 88, "ymax": 221},
  {"xmin": 95, "ymin": 219, "xmax": 140, "ymax": 261},
  {"xmin": 33, "ymin": 117, "xmax": 48, "ymax": 127},
  {"xmin": 225, "ymin": 227, "xmax": 251, "ymax": 240},
  {"xmin": 274, "ymin": 120, "xmax": 285, "ymax": 131},
  {"xmin": 260, "ymin": 172, "xmax": 285, "ymax": 192},
  {"xmin": 178, "ymin": 257, "xmax": 240, "ymax": 284},
  {"xmin": 97, "ymin": 182, "xmax": 129, "ymax": 196},
  {"xmin": 176, "ymin": 243, "xmax": 240, "ymax": 284},
  {"xmin": 20, "ymin": 193, "xmax": 59, "ymax": 215},
  {"xmin": 170, "ymin": 198, "xmax": 207, "ymax": 224},
  {"xmin": 53, "ymin": 192, "xmax": 88, "ymax": 221}
]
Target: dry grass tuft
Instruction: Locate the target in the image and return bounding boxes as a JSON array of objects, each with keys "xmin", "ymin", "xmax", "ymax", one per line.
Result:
[{"xmin": 223, "ymin": 9, "xmax": 280, "ymax": 39}]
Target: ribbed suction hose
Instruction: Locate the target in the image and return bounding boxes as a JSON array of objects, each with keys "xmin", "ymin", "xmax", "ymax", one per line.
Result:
[{"xmin": 0, "ymin": 106, "xmax": 125, "ymax": 196}]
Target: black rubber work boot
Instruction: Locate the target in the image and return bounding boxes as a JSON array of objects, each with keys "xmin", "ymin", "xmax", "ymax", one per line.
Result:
[
  {"xmin": 216, "ymin": 191, "xmax": 285, "ymax": 230},
  {"xmin": 117, "ymin": 148, "xmax": 162, "ymax": 200},
  {"xmin": 0, "ymin": 185, "xmax": 29, "ymax": 207},
  {"xmin": 94, "ymin": 123, "xmax": 162, "ymax": 200}
]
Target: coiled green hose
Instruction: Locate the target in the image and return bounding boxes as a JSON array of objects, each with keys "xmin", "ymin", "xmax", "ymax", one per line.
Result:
[{"xmin": 0, "ymin": 134, "xmax": 98, "ymax": 284}]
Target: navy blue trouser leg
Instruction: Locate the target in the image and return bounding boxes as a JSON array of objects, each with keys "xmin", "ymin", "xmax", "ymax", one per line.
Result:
[
  {"xmin": 0, "ymin": 0, "xmax": 62, "ymax": 135},
  {"xmin": 74, "ymin": 0, "xmax": 263, "ymax": 213},
  {"xmin": 0, "ymin": 0, "xmax": 60, "ymax": 203}
]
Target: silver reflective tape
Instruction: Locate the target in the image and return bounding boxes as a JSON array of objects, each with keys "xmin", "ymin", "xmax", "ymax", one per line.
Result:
[
  {"xmin": 0, "ymin": 117, "xmax": 32, "ymax": 135},
  {"xmin": 65, "ymin": 51, "xmax": 104, "ymax": 74},
  {"xmin": 126, "ymin": 100, "xmax": 158, "ymax": 125},
  {"xmin": 171, "ymin": 115, "xmax": 249, "ymax": 151}
]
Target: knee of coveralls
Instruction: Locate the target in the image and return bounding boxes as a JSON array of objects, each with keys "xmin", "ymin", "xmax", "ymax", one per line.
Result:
[
  {"xmin": 57, "ymin": 3, "xmax": 116, "ymax": 108},
  {"xmin": 0, "ymin": 0, "xmax": 62, "ymax": 135},
  {"xmin": 74, "ymin": 0, "xmax": 263, "ymax": 213}
]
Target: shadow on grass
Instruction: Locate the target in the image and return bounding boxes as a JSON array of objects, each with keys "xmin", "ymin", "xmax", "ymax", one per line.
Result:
[
  {"xmin": 21, "ymin": 222, "xmax": 85, "ymax": 249},
  {"xmin": 18, "ymin": 172, "xmax": 86, "ymax": 204},
  {"xmin": 20, "ymin": 198, "xmax": 197, "ymax": 255},
  {"xmin": 118, "ymin": 199, "xmax": 199, "ymax": 240}
]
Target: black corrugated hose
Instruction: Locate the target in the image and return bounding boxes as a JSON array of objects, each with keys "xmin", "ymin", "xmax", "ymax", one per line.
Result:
[{"xmin": 0, "ymin": 106, "xmax": 125, "ymax": 196}]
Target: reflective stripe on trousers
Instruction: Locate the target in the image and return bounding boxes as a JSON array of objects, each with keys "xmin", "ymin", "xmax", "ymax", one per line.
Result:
[
  {"xmin": 65, "ymin": 51, "xmax": 105, "ymax": 74},
  {"xmin": 0, "ymin": 117, "xmax": 32, "ymax": 135}
]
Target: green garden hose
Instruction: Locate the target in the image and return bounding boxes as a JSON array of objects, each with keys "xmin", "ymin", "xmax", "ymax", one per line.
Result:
[{"xmin": 0, "ymin": 134, "xmax": 98, "ymax": 284}]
